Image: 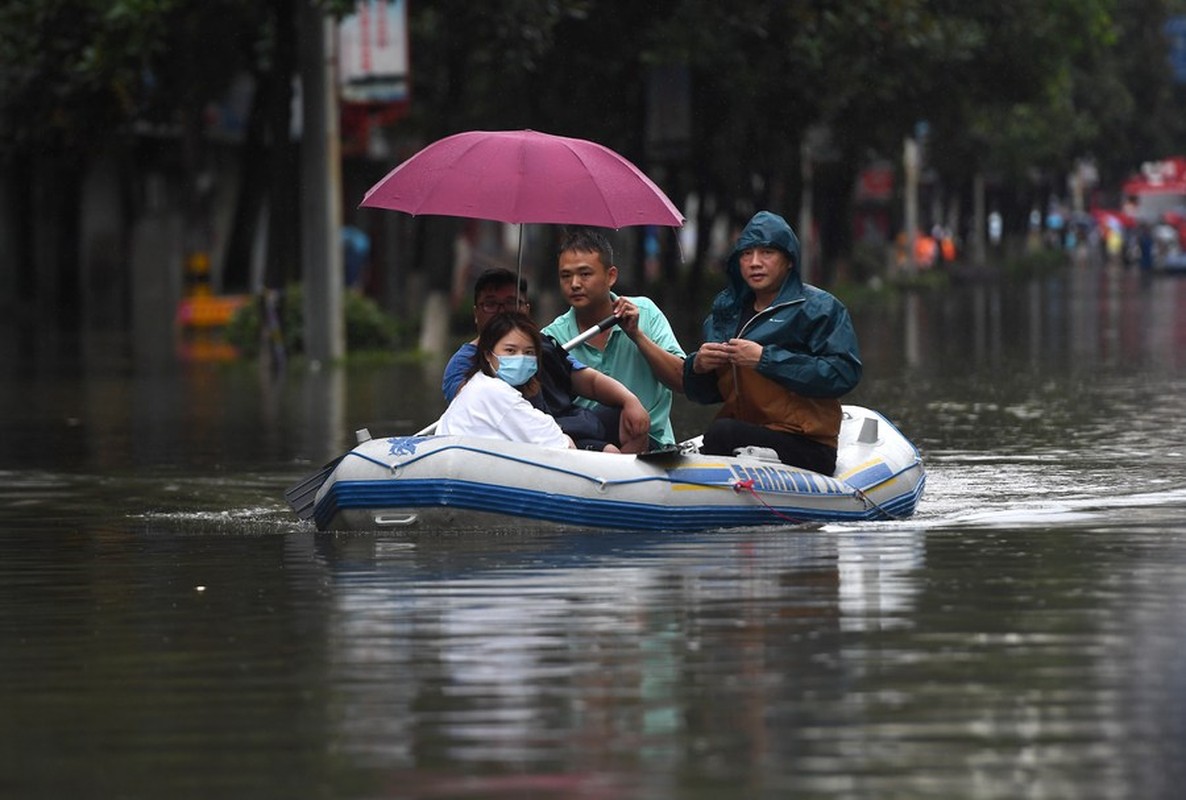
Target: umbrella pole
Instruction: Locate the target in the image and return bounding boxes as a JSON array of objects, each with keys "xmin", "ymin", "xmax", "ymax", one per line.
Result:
[{"xmin": 514, "ymin": 222, "xmax": 525, "ymax": 306}]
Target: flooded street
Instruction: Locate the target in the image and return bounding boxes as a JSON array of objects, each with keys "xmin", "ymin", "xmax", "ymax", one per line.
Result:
[{"xmin": 3, "ymin": 265, "xmax": 1186, "ymax": 799}]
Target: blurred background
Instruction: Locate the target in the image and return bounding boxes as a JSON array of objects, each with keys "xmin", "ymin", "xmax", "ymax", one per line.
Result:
[
  {"xmin": 7, "ymin": 6, "xmax": 1186, "ymax": 798},
  {"xmin": 6, "ymin": 0, "xmax": 1186, "ymax": 370}
]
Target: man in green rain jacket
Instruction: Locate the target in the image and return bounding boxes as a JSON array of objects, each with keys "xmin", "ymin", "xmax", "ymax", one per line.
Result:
[{"xmin": 683, "ymin": 211, "xmax": 862, "ymax": 474}]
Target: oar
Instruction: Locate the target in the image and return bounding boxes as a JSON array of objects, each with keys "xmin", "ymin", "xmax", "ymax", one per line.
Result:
[
  {"xmin": 635, "ymin": 444, "xmax": 682, "ymax": 461},
  {"xmin": 285, "ymin": 313, "xmax": 622, "ymax": 517},
  {"xmin": 285, "ymin": 454, "xmax": 346, "ymax": 520}
]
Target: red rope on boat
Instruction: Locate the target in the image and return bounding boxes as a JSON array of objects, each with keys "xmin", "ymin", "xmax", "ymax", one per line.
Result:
[{"xmin": 732, "ymin": 479, "xmax": 803, "ymax": 524}]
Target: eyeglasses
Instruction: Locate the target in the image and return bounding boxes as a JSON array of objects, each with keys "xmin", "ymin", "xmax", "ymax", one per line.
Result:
[{"xmin": 477, "ymin": 298, "xmax": 529, "ymax": 313}]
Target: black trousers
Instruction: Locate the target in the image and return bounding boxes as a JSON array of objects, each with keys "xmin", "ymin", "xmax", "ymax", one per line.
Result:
[
  {"xmin": 701, "ymin": 418, "xmax": 837, "ymax": 475},
  {"xmin": 557, "ymin": 403, "xmax": 623, "ymax": 451}
]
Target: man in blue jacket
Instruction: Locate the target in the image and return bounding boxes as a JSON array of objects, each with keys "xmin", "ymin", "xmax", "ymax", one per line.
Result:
[{"xmin": 683, "ymin": 211, "xmax": 862, "ymax": 474}]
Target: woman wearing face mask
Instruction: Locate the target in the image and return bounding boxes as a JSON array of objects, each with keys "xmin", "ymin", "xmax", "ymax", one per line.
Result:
[{"xmin": 437, "ymin": 312, "xmax": 576, "ymax": 449}]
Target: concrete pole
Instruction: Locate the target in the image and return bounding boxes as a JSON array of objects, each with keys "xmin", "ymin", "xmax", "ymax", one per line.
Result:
[
  {"xmin": 972, "ymin": 171, "xmax": 987, "ymax": 267},
  {"xmin": 300, "ymin": 5, "xmax": 344, "ymax": 364},
  {"xmin": 903, "ymin": 137, "xmax": 920, "ymax": 275}
]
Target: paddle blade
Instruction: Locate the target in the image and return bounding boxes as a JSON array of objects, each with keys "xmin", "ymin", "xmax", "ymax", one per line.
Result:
[
  {"xmin": 635, "ymin": 444, "xmax": 682, "ymax": 462},
  {"xmin": 284, "ymin": 455, "xmax": 343, "ymax": 520}
]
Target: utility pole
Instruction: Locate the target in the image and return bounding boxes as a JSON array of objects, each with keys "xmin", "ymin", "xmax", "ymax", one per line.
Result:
[
  {"xmin": 300, "ymin": 4, "xmax": 344, "ymax": 364},
  {"xmin": 903, "ymin": 136, "xmax": 920, "ymax": 275},
  {"xmin": 972, "ymin": 171, "xmax": 987, "ymax": 267}
]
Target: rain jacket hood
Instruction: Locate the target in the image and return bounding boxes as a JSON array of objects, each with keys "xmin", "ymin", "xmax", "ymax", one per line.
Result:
[{"xmin": 725, "ymin": 211, "xmax": 802, "ymax": 302}]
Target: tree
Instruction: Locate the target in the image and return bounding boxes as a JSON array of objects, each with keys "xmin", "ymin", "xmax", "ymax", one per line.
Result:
[
  {"xmin": 1073, "ymin": 0, "xmax": 1186, "ymax": 189},
  {"xmin": 0, "ymin": 0, "xmax": 356, "ymax": 307},
  {"xmin": 5, "ymin": 0, "xmax": 1186, "ymax": 346},
  {"xmin": 0, "ymin": 0, "xmax": 180, "ymax": 322}
]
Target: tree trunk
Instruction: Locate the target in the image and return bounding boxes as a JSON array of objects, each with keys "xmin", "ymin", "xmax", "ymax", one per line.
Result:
[
  {"xmin": 265, "ymin": 0, "xmax": 299, "ymax": 291},
  {"xmin": 300, "ymin": 4, "xmax": 344, "ymax": 364},
  {"xmin": 221, "ymin": 79, "xmax": 269, "ymax": 292},
  {"xmin": 33, "ymin": 155, "xmax": 81, "ymax": 329}
]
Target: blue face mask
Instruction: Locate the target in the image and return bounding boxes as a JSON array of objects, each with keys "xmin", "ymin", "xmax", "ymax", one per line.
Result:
[{"xmin": 494, "ymin": 354, "xmax": 538, "ymax": 387}]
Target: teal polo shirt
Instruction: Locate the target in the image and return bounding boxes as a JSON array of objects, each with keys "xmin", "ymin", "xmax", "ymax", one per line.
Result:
[{"xmin": 544, "ymin": 294, "xmax": 686, "ymax": 446}]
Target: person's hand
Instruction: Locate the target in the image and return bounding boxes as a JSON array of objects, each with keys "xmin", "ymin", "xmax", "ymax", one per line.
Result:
[
  {"xmin": 723, "ymin": 338, "xmax": 762, "ymax": 368},
  {"xmin": 693, "ymin": 339, "xmax": 762, "ymax": 372},
  {"xmin": 617, "ymin": 398, "xmax": 651, "ymax": 454},
  {"xmin": 612, "ymin": 296, "xmax": 640, "ymax": 339},
  {"xmin": 693, "ymin": 342, "xmax": 729, "ymax": 373}
]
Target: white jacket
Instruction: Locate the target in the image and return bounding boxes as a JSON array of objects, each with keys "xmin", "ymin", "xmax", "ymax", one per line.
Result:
[{"xmin": 438, "ymin": 372, "xmax": 571, "ymax": 448}]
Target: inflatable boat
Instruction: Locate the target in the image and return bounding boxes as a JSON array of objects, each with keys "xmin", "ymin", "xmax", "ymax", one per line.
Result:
[{"xmin": 287, "ymin": 405, "xmax": 925, "ymax": 532}]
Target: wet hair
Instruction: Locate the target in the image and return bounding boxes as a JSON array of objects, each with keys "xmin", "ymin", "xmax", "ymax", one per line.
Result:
[
  {"xmin": 466, "ymin": 311, "xmax": 542, "ymax": 397},
  {"xmin": 473, "ymin": 268, "xmax": 529, "ymax": 304},
  {"xmin": 558, "ymin": 228, "xmax": 614, "ymax": 268}
]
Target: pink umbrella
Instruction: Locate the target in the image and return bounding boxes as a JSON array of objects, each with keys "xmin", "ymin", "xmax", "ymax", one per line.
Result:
[{"xmin": 360, "ymin": 129, "xmax": 684, "ymax": 228}]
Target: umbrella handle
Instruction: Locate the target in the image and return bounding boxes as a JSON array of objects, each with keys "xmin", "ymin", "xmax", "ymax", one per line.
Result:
[{"xmin": 559, "ymin": 314, "xmax": 620, "ymax": 351}]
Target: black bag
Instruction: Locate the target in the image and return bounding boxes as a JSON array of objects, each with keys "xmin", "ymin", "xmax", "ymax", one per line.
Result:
[{"xmin": 533, "ymin": 337, "xmax": 622, "ymax": 450}]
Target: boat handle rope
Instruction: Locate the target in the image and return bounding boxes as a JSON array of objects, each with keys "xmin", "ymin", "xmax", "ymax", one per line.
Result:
[
  {"xmin": 853, "ymin": 487, "xmax": 908, "ymax": 521},
  {"xmin": 732, "ymin": 479, "xmax": 804, "ymax": 524},
  {"xmin": 733, "ymin": 479, "xmax": 908, "ymax": 523}
]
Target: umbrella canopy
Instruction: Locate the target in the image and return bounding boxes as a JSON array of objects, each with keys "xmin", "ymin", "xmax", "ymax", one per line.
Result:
[{"xmin": 360, "ymin": 129, "xmax": 684, "ymax": 229}]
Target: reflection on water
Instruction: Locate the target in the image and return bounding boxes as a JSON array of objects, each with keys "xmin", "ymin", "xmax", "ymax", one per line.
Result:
[
  {"xmin": 3, "ymin": 267, "xmax": 1185, "ymax": 478},
  {"xmin": 860, "ymin": 267, "xmax": 1186, "ymax": 375},
  {"xmin": 2, "ymin": 266, "xmax": 1186, "ymax": 799},
  {"xmin": 318, "ymin": 532, "xmax": 874, "ymax": 786}
]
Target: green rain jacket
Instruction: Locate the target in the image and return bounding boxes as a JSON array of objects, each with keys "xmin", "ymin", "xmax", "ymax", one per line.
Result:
[{"xmin": 682, "ymin": 211, "xmax": 863, "ymax": 448}]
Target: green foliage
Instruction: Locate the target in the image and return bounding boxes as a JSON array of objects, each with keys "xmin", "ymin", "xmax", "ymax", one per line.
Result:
[
  {"xmin": 343, "ymin": 288, "xmax": 407, "ymax": 351},
  {"xmin": 0, "ymin": 1, "xmax": 130, "ymax": 155},
  {"xmin": 225, "ymin": 286, "xmax": 406, "ymax": 358},
  {"xmin": 1002, "ymin": 247, "xmax": 1072, "ymax": 279},
  {"xmin": 848, "ymin": 242, "xmax": 891, "ymax": 285},
  {"xmin": 5, "ymin": 0, "xmax": 1186, "ymax": 296},
  {"xmin": 224, "ymin": 291, "xmax": 300, "ymax": 358},
  {"xmin": 404, "ymin": 0, "xmax": 592, "ymax": 136},
  {"xmin": 891, "ymin": 268, "xmax": 952, "ymax": 292},
  {"xmin": 2, "ymin": 0, "xmax": 1173, "ymax": 182},
  {"xmin": 0, "ymin": 0, "xmax": 262, "ymax": 157},
  {"xmin": 829, "ymin": 277, "xmax": 899, "ymax": 313},
  {"xmin": 3, "ymin": 0, "xmax": 1170, "ymax": 190}
]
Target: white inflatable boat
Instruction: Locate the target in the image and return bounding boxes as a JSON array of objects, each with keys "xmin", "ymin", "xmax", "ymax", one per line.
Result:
[{"xmin": 287, "ymin": 405, "xmax": 925, "ymax": 532}]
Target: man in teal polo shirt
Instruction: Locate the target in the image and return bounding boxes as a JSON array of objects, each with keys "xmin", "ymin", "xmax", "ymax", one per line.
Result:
[{"xmin": 543, "ymin": 228, "xmax": 686, "ymax": 449}]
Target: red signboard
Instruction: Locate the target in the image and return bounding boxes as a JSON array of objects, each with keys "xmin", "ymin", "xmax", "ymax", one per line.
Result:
[
  {"xmin": 857, "ymin": 164, "xmax": 894, "ymax": 201},
  {"xmin": 339, "ymin": 0, "xmax": 409, "ymax": 106}
]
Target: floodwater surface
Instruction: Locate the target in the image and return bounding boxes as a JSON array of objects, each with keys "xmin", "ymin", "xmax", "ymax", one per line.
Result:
[{"xmin": 2, "ymin": 264, "xmax": 1185, "ymax": 799}]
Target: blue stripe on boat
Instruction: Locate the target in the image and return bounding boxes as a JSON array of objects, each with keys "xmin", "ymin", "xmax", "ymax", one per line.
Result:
[
  {"xmin": 313, "ymin": 478, "xmax": 893, "ymax": 532},
  {"xmin": 668, "ymin": 466, "xmax": 735, "ymax": 485},
  {"xmin": 845, "ymin": 461, "xmax": 894, "ymax": 489}
]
